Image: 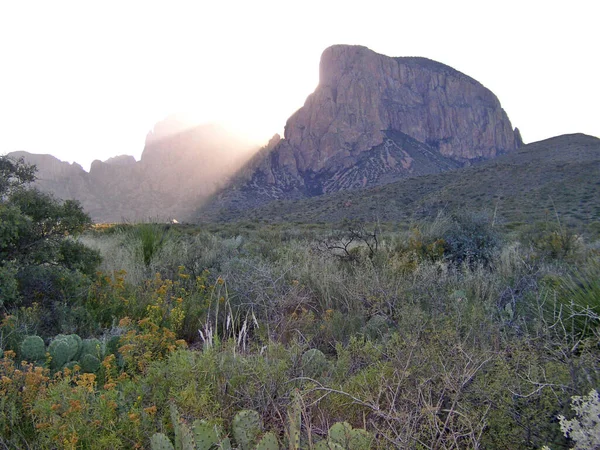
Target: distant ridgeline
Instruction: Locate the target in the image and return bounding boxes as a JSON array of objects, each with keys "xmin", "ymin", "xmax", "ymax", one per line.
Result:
[
  {"xmin": 13, "ymin": 44, "xmax": 567, "ymax": 224},
  {"xmin": 9, "ymin": 119, "xmax": 257, "ymax": 223}
]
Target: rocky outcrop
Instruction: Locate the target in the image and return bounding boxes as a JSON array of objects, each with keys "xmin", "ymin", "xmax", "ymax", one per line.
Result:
[
  {"xmin": 9, "ymin": 119, "xmax": 257, "ymax": 222},
  {"xmin": 199, "ymin": 45, "xmax": 521, "ymax": 219}
]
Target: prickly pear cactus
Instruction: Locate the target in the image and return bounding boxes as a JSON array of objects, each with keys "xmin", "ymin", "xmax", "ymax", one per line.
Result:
[
  {"xmin": 179, "ymin": 420, "xmax": 195, "ymax": 450},
  {"xmin": 301, "ymin": 348, "xmax": 329, "ymax": 378},
  {"xmin": 232, "ymin": 409, "xmax": 263, "ymax": 450},
  {"xmin": 20, "ymin": 335, "xmax": 46, "ymax": 362},
  {"xmin": 287, "ymin": 391, "xmax": 302, "ymax": 450},
  {"xmin": 255, "ymin": 431, "xmax": 279, "ymax": 450},
  {"xmin": 48, "ymin": 334, "xmax": 82, "ymax": 368},
  {"xmin": 150, "ymin": 433, "xmax": 175, "ymax": 450},
  {"xmin": 81, "ymin": 338, "xmax": 103, "ymax": 359},
  {"xmin": 80, "ymin": 353, "xmax": 101, "ymax": 373},
  {"xmin": 346, "ymin": 428, "xmax": 372, "ymax": 450},
  {"xmin": 48, "ymin": 339, "xmax": 71, "ymax": 369},
  {"xmin": 192, "ymin": 419, "xmax": 221, "ymax": 450},
  {"xmin": 313, "ymin": 441, "xmax": 344, "ymax": 450},
  {"xmin": 106, "ymin": 335, "xmax": 121, "ymax": 356},
  {"xmin": 63, "ymin": 360, "xmax": 80, "ymax": 371},
  {"xmin": 328, "ymin": 422, "xmax": 372, "ymax": 450},
  {"xmin": 69, "ymin": 334, "xmax": 83, "ymax": 360}
]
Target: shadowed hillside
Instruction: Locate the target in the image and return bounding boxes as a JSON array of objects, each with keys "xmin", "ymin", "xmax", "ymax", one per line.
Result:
[{"xmin": 198, "ymin": 133, "xmax": 600, "ymax": 225}]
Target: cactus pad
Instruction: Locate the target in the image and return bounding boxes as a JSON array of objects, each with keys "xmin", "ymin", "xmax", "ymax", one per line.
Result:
[
  {"xmin": 301, "ymin": 348, "xmax": 329, "ymax": 378},
  {"xmin": 232, "ymin": 409, "xmax": 262, "ymax": 450},
  {"xmin": 149, "ymin": 433, "xmax": 175, "ymax": 450},
  {"xmin": 20, "ymin": 335, "xmax": 46, "ymax": 362},
  {"xmin": 81, "ymin": 338, "xmax": 103, "ymax": 359},
  {"xmin": 256, "ymin": 431, "xmax": 279, "ymax": 450}
]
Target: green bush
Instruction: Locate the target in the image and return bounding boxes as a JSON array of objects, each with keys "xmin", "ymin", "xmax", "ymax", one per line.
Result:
[{"xmin": 442, "ymin": 213, "xmax": 500, "ymax": 267}]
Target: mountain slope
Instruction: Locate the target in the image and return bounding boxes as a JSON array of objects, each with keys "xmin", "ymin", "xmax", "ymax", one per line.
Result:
[{"xmin": 198, "ymin": 133, "xmax": 600, "ymax": 225}]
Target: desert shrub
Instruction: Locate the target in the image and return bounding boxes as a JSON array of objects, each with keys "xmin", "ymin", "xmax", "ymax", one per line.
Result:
[
  {"xmin": 442, "ymin": 213, "xmax": 500, "ymax": 267},
  {"xmin": 558, "ymin": 389, "xmax": 600, "ymax": 450},
  {"xmin": 522, "ymin": 222, "xmax": 585, "ymax": 262},
  {"xmin": 117, "ymin": 316, "xmax": 186, "ymax": 376}
]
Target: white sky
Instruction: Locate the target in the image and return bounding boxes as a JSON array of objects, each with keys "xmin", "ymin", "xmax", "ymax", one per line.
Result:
[{"xmin": 0, "ymin": 0, "xmax": 598, "ymax": 171}]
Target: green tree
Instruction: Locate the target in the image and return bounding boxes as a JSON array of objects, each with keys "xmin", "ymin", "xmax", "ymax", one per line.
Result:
[{"xmin": 0, "ymin": 156, "xmax": 100, "ymax": 312}]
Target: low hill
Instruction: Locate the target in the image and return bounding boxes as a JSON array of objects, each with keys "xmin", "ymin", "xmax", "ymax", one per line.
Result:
[{"xmin": 198, "ymin": 133, "xmax": 600, "ymax": 226}]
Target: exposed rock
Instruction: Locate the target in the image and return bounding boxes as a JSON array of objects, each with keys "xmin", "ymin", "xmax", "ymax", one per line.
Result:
[{"xmin": 199, "ymin": 45, "xmax": 521, "ymax": 219}]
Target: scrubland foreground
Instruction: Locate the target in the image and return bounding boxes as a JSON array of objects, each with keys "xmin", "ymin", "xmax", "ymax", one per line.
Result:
[{"xmin": 2, "ymin": 191, "xmax": 600, "ymax": 448}]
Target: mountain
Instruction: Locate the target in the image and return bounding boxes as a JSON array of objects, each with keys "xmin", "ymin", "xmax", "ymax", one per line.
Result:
[
  {"xmin": 200, "ymin": 133, "xmax": 600, "ymax": 225},
  {"xmin": 9, "ymin": 119, "xmax": 257, "ymax": 222},
  {"xmin": 198, "ymin": 45, "xmax": 521, "ymax": 218}
]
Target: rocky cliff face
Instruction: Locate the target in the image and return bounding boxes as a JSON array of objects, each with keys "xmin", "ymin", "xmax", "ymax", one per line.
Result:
[
  {"xmin": 10, "ymin": 119, "xmax": 257, "ymax": 222},
  {"xmin": 199, "ymin": 45, "xmax": 521, "ymax": 219}
]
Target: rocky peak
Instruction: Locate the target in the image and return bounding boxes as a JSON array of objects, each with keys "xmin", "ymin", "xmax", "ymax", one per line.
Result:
[
  {"xmin": 284, "ymin": 45, "xmax": 520, "ymax": 173},
  {"xmin": 200, "ymin": 45, "xmax": 522, "ymax": 218}
]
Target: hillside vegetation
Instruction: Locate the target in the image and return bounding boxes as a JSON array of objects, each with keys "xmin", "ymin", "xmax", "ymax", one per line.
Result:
[
  {"xmin": 2, "ymin": 153, "xmax": 600, "ymax": 448},
  {"xmin": 200, "ymin": 134, "xmax": 600, "ymax": 228}
]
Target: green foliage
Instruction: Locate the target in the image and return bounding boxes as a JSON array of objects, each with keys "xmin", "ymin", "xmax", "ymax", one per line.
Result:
[
  {"xmin": 19, "ymin": 335, "xmax": 45, "ymax": 362},
  {"xmin": 0, "ymin": 156, "xmax": 36, "ymax": 197},
  {"xmin": 557, "ymin": 263, "xmax": 600, "ymax": 337},
  {"xmin": 3, "ymin": 220, "xmax": 600, "ymax": 448},
  {"xmin": 0, "ymin": 155, "xmax": 100, "ymax": 337},
  {"xmin": 136, "ymin": 223, "xmax": 171, "ymax": 267},
  {"xmin": 362, "ymin": 314, "xmax": 390, "ymax": 341},
  {"xmin": 558, "ymin": 389, "xmax": 600, "ymax": 450},
  {"xmin": 522, "ymin": 222, "xmax": 584, "ymax": 261},
  {"xmin": 106, "ymin": 334, "xmax": 122, "ymax": 356},
  {"xmin": 0, "ymin": 263, "xmax": 19, "ymax": 308},
  {"xmin": 442, "ymin": 213, "xmax": 500, "ymax": 267}
]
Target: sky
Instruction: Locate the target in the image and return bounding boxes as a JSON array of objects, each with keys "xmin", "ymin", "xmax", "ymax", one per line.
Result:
[{"xmin": 0, "ymin": 0, "xmax": 598, "ymax": 171}]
